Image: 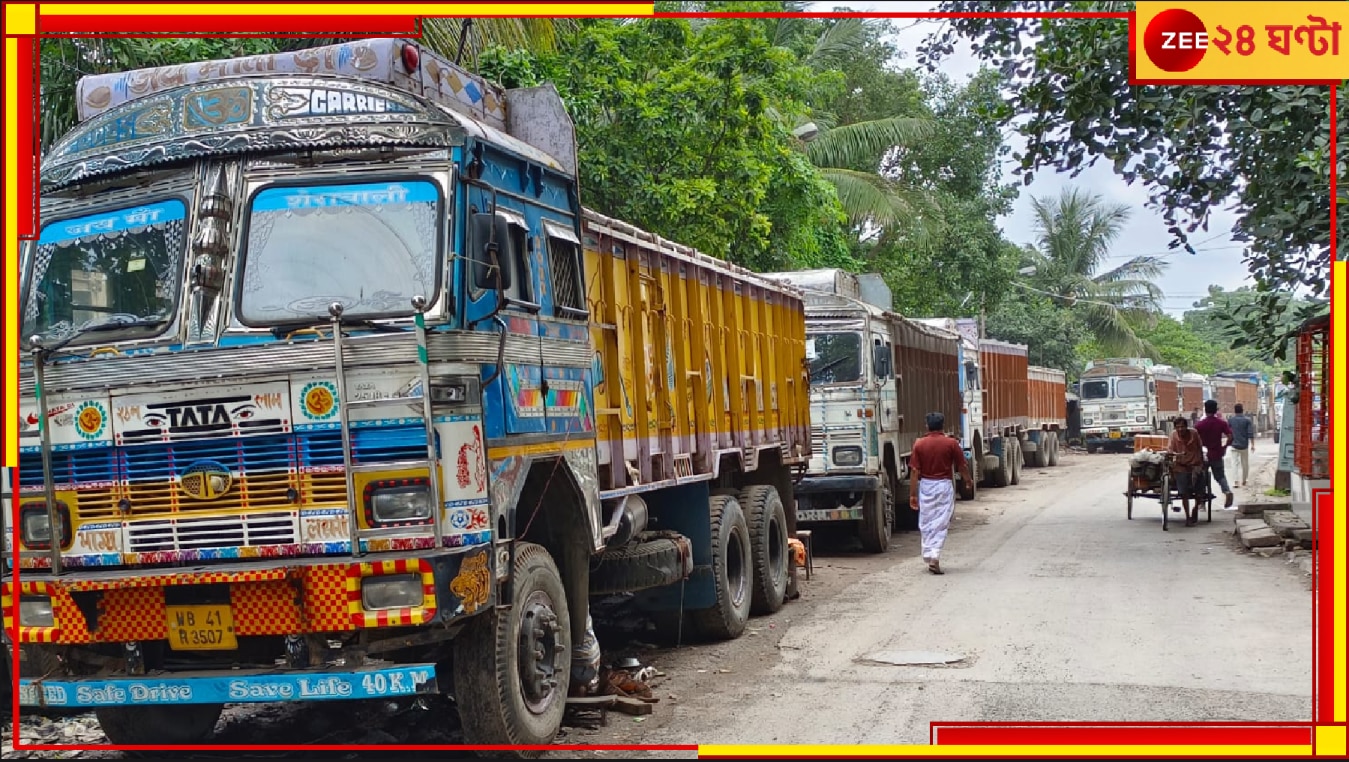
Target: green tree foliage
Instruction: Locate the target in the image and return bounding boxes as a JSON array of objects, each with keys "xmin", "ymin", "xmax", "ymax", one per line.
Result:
[
  {"xmin": 481, "ymin": 17, "xmax": 852, "ymax": 271},
  {"xmin": 874, "ymin": 69, "xmax": 1020, "ymax": 318},
  {"xmin": 1183, "ymin": 285, "xmax": 1323, "ymax": 369},
  {"xmin": 919, "ymin": 1, "xmax": 1339, "ymax": 355},
  {"xmin": 986, "ymin": 293, "xmax": 1090, "ymax": 375},
  {"xmin": 1021, "ymin": 187, "xmax": 1166, "ymax": 355}
]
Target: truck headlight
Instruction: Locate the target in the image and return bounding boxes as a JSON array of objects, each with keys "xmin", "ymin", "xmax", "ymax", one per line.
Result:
[
  {"xmin": 364, "ymin": 479, "xmax": 433, "ymax": 525},
  {"xmin": 361, "ymin": 575, "xmax": 424, "ymax": 610},
  {"xmin": 20, "ymin": 503, "xmax": 70, "ymax": 550},
  {"xmin": 19, "ymin": 597, "xmax": 54, "ymax": 627},
  {"xmin": 1136, "ymin": 416, "xmax": 1147, "ymax": 422},
  {"xmin": 1083, "ymin": 417, "xmax": 1093, "ymax": 425},
  {"xmin": 832, "ymin": 446, "xmax": 863, "ymax": 467}
]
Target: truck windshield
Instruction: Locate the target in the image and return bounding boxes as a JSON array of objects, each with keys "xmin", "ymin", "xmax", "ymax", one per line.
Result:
[
  {"xmin": 1115, "ymin": 378, "xmax": 1147, "ymax": 398},
  {"xmin": 807, "ymin": 332, "xmax": 861, "ymax": 384},
  {"xmin": 1081, "ymin": 380, "xmax": 1110, "ymax": 400},
  {"xmin": 22, "ymin": 200, "xmax": 186, "ymax": 347},
  {"xmin": 238, "ymin": 180, "xmax": 442, "ymax": 325}
]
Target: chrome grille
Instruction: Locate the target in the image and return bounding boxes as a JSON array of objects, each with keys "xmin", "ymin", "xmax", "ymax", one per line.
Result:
[{"xmin": 126, "ymin": 511, "xmax": 298, "ymax": 553}]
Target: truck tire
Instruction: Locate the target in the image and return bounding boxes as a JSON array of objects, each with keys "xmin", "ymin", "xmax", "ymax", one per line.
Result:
[
  {"xmin": 1086, "ymin": 442, "xmax": 1098, "ymax": 455},
  {"xmin": 687, "ymin": 495, "xmax": 752, "ymax": 641},
  {"xmin": 589, "ymin": 534, "xmax": 688, "ymax": 596},
  {"xmin": 859, "ymin": 478, "xmax": 893, "ymax": 553},
  {"xmin": 1009, "ymin": 440, "xmax": 1022, "ymax": 485},
  {"xmin": 454, "ymin": 542, "xmax": 571, "ymax": 755},
  {"xmin": 1021, "ymin": 440, "xmax": 1037, "ymax": 468},
  {"xmin": 1033, "ymin": 437, "xmax": 1048, "ymax": 467},
  {"xmin": 989, "ymin": 447, "xmax": 1009, "ymax": 488},
  {"xmin": 1047, "ymin": 433, "xmax": 1060, "ymax": 466},
  {"xmin": 738, "ymin": 485, "xmax": 789, "ymax": 616},
  {"xmin": 96, "ymin": 704, "xmax": 224, "ymax": 745}
]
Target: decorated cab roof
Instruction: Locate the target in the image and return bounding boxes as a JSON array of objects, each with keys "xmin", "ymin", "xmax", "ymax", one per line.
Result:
[{"xmin": 43, "ymin": 38, "xmax": 572, "ymax": 191}]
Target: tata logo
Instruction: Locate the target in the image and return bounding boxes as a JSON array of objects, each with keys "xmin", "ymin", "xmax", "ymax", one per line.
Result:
[
  {"xmin": 140, "ymin": 396, "xmax": 259, "ymax": 433},
  {"xmin": 178, "ymin": 461, "xmax": 233, "ymax": 502}
]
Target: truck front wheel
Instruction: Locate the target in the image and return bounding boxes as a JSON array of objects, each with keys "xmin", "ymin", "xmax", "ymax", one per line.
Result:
[
  {"xmin": 96, "ymin": 704, "xmax": 224, "ymax": 745},
  {"xmin": 859, "ymin": 478, "xmax": 893, "ymax": 553},
  {"xmin": 454, "ymin": 542, "xmax": 571, "ymax": 755}
]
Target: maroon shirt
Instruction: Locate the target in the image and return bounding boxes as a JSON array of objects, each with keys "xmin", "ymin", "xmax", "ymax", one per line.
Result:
[
  {"xmin": 1194, "ymin": 414, "xmax": 1233, "ymax": 461},
  {"xmin": 910, "ymin": 432, "xmax": 967, "ymax": 480}
]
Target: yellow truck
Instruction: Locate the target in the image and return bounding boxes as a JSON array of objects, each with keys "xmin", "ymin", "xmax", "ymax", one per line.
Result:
[{"xmin": 7, "ymin": 38, "xmax": 809, "ymax": 750}]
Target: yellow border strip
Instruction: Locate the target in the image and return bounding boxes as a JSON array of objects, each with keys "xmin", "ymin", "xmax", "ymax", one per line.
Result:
[{"xmin": 1333, "ymin": 260, "xmax": 1346, "ymax": 725}]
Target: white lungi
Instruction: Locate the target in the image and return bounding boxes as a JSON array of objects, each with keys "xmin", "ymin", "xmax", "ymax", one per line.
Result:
[{"xmin": 917, "ymin": 477, "xmax": 956, "ymax": 561}]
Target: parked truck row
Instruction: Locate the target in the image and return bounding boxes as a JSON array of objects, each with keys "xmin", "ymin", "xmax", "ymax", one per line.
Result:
[
  {"xmin": 1079, "ymin": 358, "xmax": 1272, "ymax": 453},
  {"xmin": 757, "ymin": 272, "xmax": 1068, "ymax": 553},
  {"xmin": 4, "ymin": 39, "xmax": 1073, "ymax": 751}
]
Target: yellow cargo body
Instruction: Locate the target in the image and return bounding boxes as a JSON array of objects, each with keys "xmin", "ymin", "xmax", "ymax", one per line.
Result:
[{"xmin": 580, "ymin": 209, "xmax": 811, "ymax": 492}]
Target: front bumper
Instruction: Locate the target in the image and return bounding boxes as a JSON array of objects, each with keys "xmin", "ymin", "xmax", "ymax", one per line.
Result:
[
  {"xmin": 19, "ymin": 663, "xmax": 438, "ymax": 708},
  {"xmin": 1084, "ymin": 430, "xmax": 1140, "ymax": 446},
  {"xmin": 794, "ymin": 474, "xmax": 878, "ymax": 523},
  {"xmin": 795, "ymin": 474, "xmax": 881, "ymax": 495},
  {"xmin": 2, "ymin": 547, "xmax": 494, "ymax": 646}
]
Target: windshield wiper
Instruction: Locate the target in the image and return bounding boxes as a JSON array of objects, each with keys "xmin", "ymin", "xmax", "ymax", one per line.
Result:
[{"xmin": 35, "ymin": 316, "xmax": 169, "ymax": 356}]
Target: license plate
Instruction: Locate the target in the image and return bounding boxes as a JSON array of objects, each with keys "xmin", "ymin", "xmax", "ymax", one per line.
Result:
[
  {"xmin": 165, "ymin": 605, "xmax": 237, "ymax": 651},
  {"xmin": 1109, "ymin": 431, "xmax": 1122, "ymax": 439}
]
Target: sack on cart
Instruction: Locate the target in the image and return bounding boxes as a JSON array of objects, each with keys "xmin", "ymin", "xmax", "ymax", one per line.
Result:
[{"xmin": 1128, "ymin": 450, "xmax": 1166, "ymax": 483}]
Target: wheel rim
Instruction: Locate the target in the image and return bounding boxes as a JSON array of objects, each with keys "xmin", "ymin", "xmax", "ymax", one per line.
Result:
[
  {"xmin": 728, "ymin": 529, "xmax": 748, "ymax": 608},
  {"xmin": 768, "ymin": 512, "xmax": 786, "ymax": 581},
  {"xmin": 517, "ymin": 589, "xmax": 567, "ymax": 715}
]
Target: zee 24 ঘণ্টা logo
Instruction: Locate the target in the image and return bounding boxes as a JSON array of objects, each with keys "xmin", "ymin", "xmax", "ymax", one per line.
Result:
[{"xmin": 1143, "ymin": 6, "xmax": 1343, "ymax": 73}]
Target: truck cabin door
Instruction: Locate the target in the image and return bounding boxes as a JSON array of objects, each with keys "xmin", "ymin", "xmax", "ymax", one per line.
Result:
[
  {"xmin": 872, "ymin": 333, "xmax": 897, "ymax": 433},
  {"xmin": 463, "ymin": 197, "xmax": 546, "ymax": 438}
]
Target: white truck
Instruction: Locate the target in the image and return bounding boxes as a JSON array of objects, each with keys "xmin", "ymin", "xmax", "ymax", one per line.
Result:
[
  {"xmin": 763, "ymin": 270, "xmax": 964, "ymax": 552},
  {"xmin": 1080, "ymin": 358, "xmax": 1166, "ymax": 452}
]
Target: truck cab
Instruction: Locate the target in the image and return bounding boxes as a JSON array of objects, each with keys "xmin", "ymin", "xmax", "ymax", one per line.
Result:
[
  {"xmin": 765, "ymin": 270, "xmax": 900, "ymax": 553},
  {"xmin": 1080, "ymin": 358, "xmax": 1160, "ymax": 452}
]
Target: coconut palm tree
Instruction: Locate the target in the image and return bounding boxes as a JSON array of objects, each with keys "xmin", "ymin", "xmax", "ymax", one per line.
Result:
[{"xmin": 1021, "ymin": 187, "xmax": 1167, "ymax": 355}]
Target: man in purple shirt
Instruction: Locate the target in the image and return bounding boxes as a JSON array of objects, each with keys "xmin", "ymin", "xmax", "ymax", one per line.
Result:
[{"xmin": 1194, "ymin": 399, "xmax": 1234, "ymax": 507}]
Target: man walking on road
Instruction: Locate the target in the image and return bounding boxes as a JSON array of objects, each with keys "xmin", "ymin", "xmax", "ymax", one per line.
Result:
[
  {"xmin": 908, "ymin": 412, "xmax": 973, "ymax": 575},
  {"xmin": 1168, "ymin": 416, "xmax": 1206, "ymax": 526},
  {"xmin": 1195, "ymin": 399, "xmax": 1235, "ymax": 508},
  {"xmin": 1228, "ymin": 403, "xmax": 1257, "ymax": 488}
]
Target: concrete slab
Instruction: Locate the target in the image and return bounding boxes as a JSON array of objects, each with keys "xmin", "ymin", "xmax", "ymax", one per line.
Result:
[{"xmin": 1240, "ymin": 527, "xmax": 1282, "ymax": 548}]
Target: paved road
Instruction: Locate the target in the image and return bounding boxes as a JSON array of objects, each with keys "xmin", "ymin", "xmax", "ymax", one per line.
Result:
[
  {"xmin": 5, "ymin": 439, "xmax": 1309, "ymax": 757},
  {"xmin": 573, "ymin": 438, "xmax": 1311, "ymax": 751}
]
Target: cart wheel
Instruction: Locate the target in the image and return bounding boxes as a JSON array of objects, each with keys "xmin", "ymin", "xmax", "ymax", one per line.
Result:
[
  {"xmin": 1126, "ymin": 473, "xmax": 1133, "ymax": 519},
  {"xmin": 1161, "ymin": 471, "xmax": 1170, "ymax": 531}
]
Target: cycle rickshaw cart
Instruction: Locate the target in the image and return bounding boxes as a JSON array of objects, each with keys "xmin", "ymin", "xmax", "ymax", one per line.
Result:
[{"xmin": 1125, "ymin": 446, "xmax": 1214, "ymax": 531}]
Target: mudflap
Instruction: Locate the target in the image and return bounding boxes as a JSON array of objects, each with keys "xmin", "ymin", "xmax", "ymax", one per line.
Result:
[{"xmin": 626, "ymin": 482, "xmax": 715, "ymax": 613}]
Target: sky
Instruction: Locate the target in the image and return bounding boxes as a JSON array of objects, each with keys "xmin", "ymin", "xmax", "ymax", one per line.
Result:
[{"xmin": 807, "ymin": 1, "xmax": 1257, "ymax": 318}]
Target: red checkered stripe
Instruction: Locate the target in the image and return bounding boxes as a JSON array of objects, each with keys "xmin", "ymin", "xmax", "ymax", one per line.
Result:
[
  {"xmin": 300, "ymin": 564, "xmax": 355, "ymax": 633},
  {"xmin": 346, "ymin": 558, "xmax": 438, "ymax": 628}
]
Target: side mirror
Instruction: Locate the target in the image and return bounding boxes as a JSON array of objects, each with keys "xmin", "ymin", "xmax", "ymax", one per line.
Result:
[
  {"xmin": 471, "ymin": 213, "xmax": 514, "ymax": 291},
  {"xmin": 872, "ymin": 344, "xmax": 892, "ymax": 379}
]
